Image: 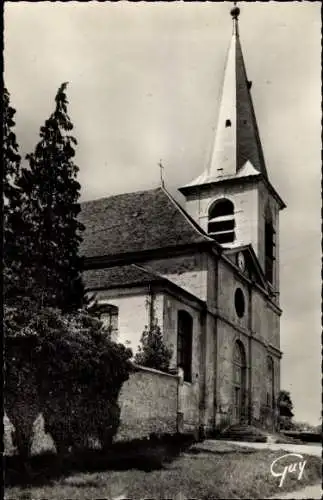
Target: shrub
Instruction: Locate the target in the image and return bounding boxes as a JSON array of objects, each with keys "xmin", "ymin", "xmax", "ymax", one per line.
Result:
[
  {"xmin": 134, "ymin": 323, "xmax": 172, "ymax": 372},
  {"xmin": 4, "ymin": 304, "xmax": 133, "ymax": 455}
]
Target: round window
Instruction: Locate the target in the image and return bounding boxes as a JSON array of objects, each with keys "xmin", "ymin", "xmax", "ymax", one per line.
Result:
[{"xmin": 235, "ymin": 288, "xmax": 245, "ymax": 318}]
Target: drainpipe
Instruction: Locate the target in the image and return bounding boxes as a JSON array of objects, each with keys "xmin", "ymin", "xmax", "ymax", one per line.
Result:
[{"xmin": 148, "ymin": 284, "xmax": 155, "ymax": 329}]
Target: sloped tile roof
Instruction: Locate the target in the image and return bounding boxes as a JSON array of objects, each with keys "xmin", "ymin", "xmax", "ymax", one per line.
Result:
[
  {"xmin": 83, "ymin": 264, "xmax": 206, "ymax": 308},
  {"xmin": 79, "ymin": 187, "xmax": 211, "ymax": 259},
  {"xmin": 83, "ymin": 264, "xmax": 163, "ymax": 290}
]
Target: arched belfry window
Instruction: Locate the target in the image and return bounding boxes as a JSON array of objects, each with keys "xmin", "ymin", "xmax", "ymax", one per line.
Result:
[
  {"xmin": 266, "ymin": 356, "xmax": 275, "ymax": 409},
  {"xmin": 177, "ymin": 310, "xmax": 193, "ymax": 382},
  {"xmin": 232, "ymin": 341, "xmax": 247, "ymax": 423},
  {"xmin": 264, "ymin": 206, "xmax": 275, "ymax": 284},
  {"xmin": 98, "ymin": 304, "xmax": 119, "ymax": 342},
  {"xmin": 208, "ymin": 198, "xmax": 235, "ymax": 244}
]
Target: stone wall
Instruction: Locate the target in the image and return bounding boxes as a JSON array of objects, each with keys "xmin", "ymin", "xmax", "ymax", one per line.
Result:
[
  {"xmin": 162, "ymin": 292, "xmax": 203, "ymax": 432},
  {"xmin": 117, "ymin": 365, "xmax": 178, "ymax": 441},
  {"xmin": 4, "ymin": 365, "xmax": 180, "ymax": 456},
  {"xmin": 252, "ymin": 288, "xmax": 280, "ymax": 349},
  {"xmin": 214, "ymin": 256, "xmax": 280, "ymax": 429},
  {"xmin": 203, "ymin": 311, "xmax": 216, "ymax": 430},
  {"xmin": 162, "ymin": 292, "xmax": 201, "ymax": 374},
  {"xmin": 215, "ymin": 318, "xmax": 250, "ymax": 420},
  {"xmin": 217, "ymin": 259, "xmax": 249, "ymax": 330},
  {"xmin": 250, "ymin": 340, "xmax": 266, "ymax": 421},
  {"xmin": 142, "ymin": 253, "xmax": 208, "ymax": 302}
]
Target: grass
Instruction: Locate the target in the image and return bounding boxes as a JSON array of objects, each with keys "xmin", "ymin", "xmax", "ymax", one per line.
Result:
[{"xmin": 4, "ymin": 442, "xmax": 322, "ymax": 499}]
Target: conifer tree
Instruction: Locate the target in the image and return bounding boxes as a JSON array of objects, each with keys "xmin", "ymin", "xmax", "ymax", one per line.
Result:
[
  {"xmin": 18, "ymin": 82, "xmax": 85, "ymax": 311},
  {"xmin": 3, "ymin": 88, "xmax": 24, "ymax": 303},
  {"xmin": 135, "ymin": 323, "xmax": 173, "ymax": 372},
  {"xmin": 3, "ymin": 88, "xmax": 21, "ymax": 206}
]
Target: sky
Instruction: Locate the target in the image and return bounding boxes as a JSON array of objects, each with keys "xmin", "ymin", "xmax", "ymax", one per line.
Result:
[{"xmin": 4, "ymin": 1, "xmax": 321, "ymax": 426}]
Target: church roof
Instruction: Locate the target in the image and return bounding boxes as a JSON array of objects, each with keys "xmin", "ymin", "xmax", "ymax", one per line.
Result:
[
  {"xmin": 79, "ymin": 187, "xmax": 213, "ymax": 259},
  {"xmin": 83, "ymin": 264, "xmax": 163, "ymax": 290},
  {"xmin": 180, "ymin": 6, "xmax": 268, "ymax": 191},
  {"xmin": 83, "ymin": 263, "xmax": 206, "ymax": 307}
]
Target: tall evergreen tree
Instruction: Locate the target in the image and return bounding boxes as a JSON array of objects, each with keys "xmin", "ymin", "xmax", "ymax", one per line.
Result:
[
  {"xmin": 3, "ymin": 88, "xmax": 24, "ymax": 303},
  {"xmin": 18, "ymin": 82, "xmax": 85, "ymax": 311},
  {"xmin": 3, "ymin": 88, "xmax": 21, "ymax": 207}
]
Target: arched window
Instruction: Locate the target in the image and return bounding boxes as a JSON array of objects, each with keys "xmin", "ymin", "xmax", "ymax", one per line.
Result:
[
  {"xmin": 232, "ymin": 341, "xmax": 247, "ymax": 422},
  {"xmin": 177, "ymin": 310, "xmax": 193, "ymax": 382},
  {"xmin": 266, "ymin": 356, "xmax": 274, "ymax": 409},
  {"xmin": 264, "ymin": 206, "xmax": 275, "ymax": 284},
  {"xmin": 208, "ymin": 198, "xmax": 235, "ymax": 244},
  {"xmin": 98, "ymin": 304, "xmax": 119, "ymax": 342}
]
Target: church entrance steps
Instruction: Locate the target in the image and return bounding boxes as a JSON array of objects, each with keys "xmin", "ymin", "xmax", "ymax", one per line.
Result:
[{"xmin": 217, "ymin": 424, "xmax": 269, "ymax": 442}]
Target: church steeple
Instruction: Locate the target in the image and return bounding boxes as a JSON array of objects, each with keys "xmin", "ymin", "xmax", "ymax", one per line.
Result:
[
  {"xmin": 179, "ymin": 6, "xmax": 286, "ymax": 293},
  {"xmin": 183, "ymin": 5, "xmax": 268, "ymax": 188}
]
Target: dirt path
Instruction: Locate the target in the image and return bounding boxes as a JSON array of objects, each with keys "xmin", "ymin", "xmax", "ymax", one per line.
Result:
[
  {"xmin": 268, "ymin": 482, "xmax": 322, "ymax": 499},
  {"xmin": 216, "ymin": 440, "xmax": 322, "ymax": 457}
]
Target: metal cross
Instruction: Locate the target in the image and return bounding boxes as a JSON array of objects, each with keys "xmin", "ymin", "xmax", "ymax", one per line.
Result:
[{"xmin": 158, "ymin": 159, "xmax": 165, "ymax": 187}]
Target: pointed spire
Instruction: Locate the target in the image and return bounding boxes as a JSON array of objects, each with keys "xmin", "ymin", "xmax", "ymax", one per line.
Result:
[{"xmin": 182, "ymin": 5, "xmax": 268, "ymax": 190}]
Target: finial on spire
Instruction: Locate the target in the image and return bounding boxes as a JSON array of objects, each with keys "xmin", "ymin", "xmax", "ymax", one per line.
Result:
[
  {"xmin": 230, "ymin": 2, "xmax": 240, "ymax": 35},
  {"xmin": 230, "ymin": 2, "xmax": 240, "ymax": 20}
]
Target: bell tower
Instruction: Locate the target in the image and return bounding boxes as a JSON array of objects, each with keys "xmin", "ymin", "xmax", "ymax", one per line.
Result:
[{"xmin": 179, "ymin": 5, "xmax": 286, "ymax": 293}]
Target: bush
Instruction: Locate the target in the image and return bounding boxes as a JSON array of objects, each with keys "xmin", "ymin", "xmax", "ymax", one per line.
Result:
[
  {"xmin": 134, "ymin": 323, "xmax": 172, "ymax": 372},
  {"xmin": 4, "ymin": 304, "xmax": 133, "ymax": 455}
]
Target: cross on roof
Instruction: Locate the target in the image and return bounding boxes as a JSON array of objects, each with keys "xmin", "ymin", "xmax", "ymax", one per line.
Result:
[{"xmin": 158, "ymin": 159, "xmax": 165, "ymax": 188}]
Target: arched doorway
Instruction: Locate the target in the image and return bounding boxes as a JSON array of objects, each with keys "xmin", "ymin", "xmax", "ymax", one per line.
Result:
[{"xmin": 232, "ymin": 341, "xmax": 247, "ymax": 423}]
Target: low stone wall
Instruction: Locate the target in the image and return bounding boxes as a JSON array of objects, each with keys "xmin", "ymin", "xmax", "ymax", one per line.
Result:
[
  {"xmin": 117, "ymin": 365, "xmax": 178, "ymax": 441},
  {"xmin": 4, "ymin": 364, "xmax": 179, "ymax": 455}
]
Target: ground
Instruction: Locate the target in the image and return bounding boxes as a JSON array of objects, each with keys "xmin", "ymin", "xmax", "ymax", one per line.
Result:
[
  {"xmin": 5, "ymin": 441, "xmax": 322, "ymax": 500},
  {"xmin": 269, "ymin": 484, "xmax": 322, "ymax": 500}
]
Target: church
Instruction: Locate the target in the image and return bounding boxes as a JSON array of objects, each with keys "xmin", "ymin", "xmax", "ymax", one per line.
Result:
[{"xmin": 79, "ymin": 6, "xmax": 286, "ymax": 434}]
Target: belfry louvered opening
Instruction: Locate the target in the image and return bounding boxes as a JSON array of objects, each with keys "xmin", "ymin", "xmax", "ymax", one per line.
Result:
[
  {"xmin": 264, "ymin": 206, "xmax": 275, "ymax": 284},
  {"xmin": 208, "ymin": 198, "xmax": 235, "ymax": 244}
]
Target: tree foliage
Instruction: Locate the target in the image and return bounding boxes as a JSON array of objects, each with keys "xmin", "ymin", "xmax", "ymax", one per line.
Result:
[
  {"xmin": 277, "ymin": 390, "xmax": 294, "ymax": 430},
  {"xmin": 3, "ymin": 88, "xmax": 21, "ymax": 207},
  {"xmin": 4, "ymin": 304, "xmax": 133, "ymax": 454},
  {"xmin": 277, "ymin": 390, "xmax": 294, "ymax": 416},
  {"xmin": 3, "ymin": 88, "xmax": 25, "ymax": 304},
  {"xmin": 16, "ymin": 82, "xmax": 85, "ymax": 310},
  {"xmin": 4, "ymin": 303, "xmax": 133, "ymax": 401},
  {"xmin": 135, "ymin": 323, "xmax": 173, "ymax": 373}
]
